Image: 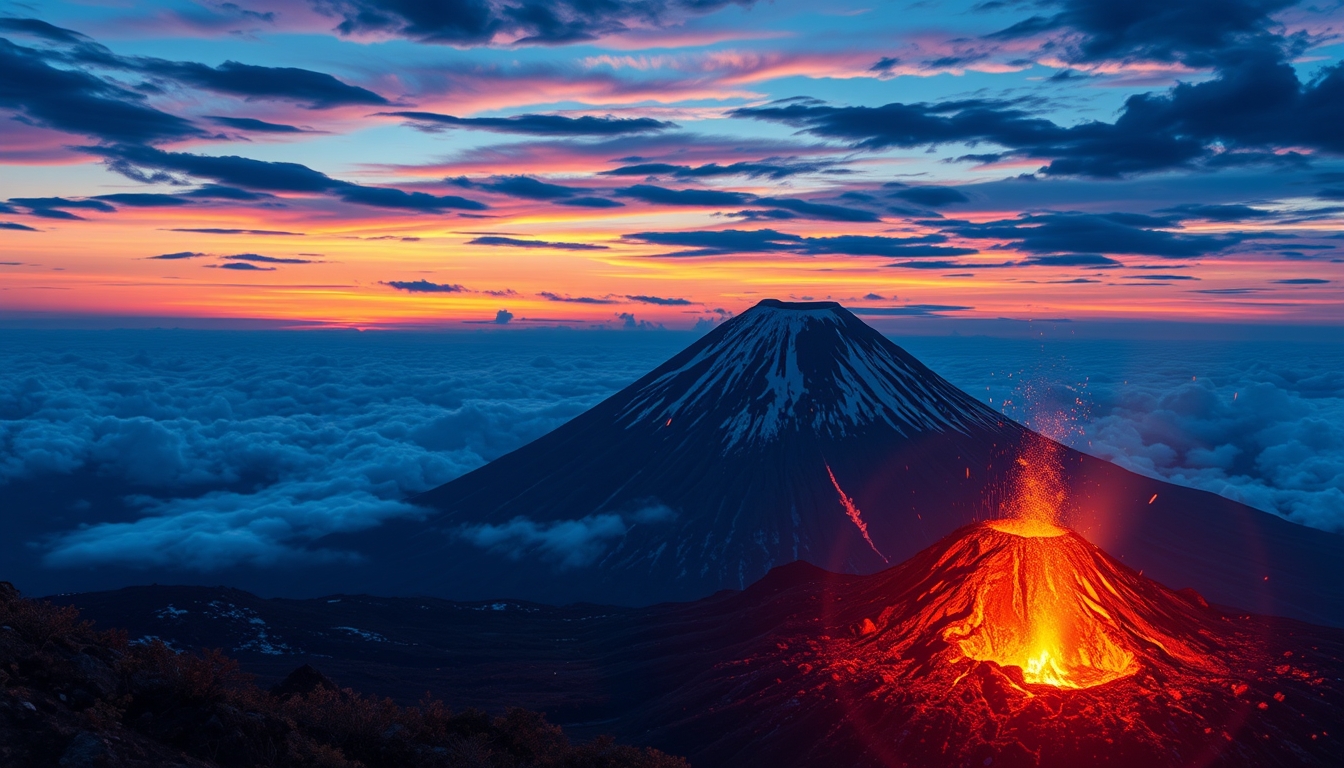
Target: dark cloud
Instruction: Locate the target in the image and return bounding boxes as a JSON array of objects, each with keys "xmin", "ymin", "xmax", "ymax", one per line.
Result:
[
  {"xmin": 24, "ymin": 208, "xmax": 85, "ymax": 220},
  {"xmin": 617, "ymin": 312, "xmax": 663, "ymax": 330},
  {"xmin": 90, "ymin": 145, "xmax": 487, "ymax": 212},
  {"xmin": 937, "ymin": 211, "xmax": 1245, "ymax": 258},
  {"xmin": 183, "ymin": 186, "xmax": 273, "ymax": 201},
  {"xmin": 614, "ymin": 184, "xmax": 752, "ymax": 207},
  {"xmin": 733, "ymin": 51, "xmax": 1344, "ymax": 177},
  {"xmin": 625, "ymin": 294, "xmax": 693, "ymax": 305},
  {"xmin": 600, "ymin": 163, "xmax": 684, "ymax": 176},
  {"xmin": 134, "ymin": 60, "xmax": 387, "ymax": 108},
  {"xmin": 989, "ymin": 0, "xmax": 1298, "ymax": 65},
  {"xmin": 146, "ymin": 251, "xmax": 207, "ymax": 260},
  {"xmin": 380, "ymin": 111, "xmax": 674, "ymax": 135},
  {"xmin": 801, "ymin": 234, "xmax": 975, "ymax": 258},
  {"xmin": 468, "ymin": 236, "xmax": 608, "ymax": 250},
  {"xmin": 611, "ymin": 185, "xmax": 877, "ymax": 221},
  {"xmin": 886, "ymin": 260, "xmax": 1014, "ymax": 269},
  {"xmin": 383, "ymin": 280, "xmax": 468, "ymax": 292},
  {"xmin": 731, "ymin": 97, "xmax": 1062, "ymax": 154},
  {"xmin": 317, "ymin": 0, "xmax": 757, "ymax": 46},
  {"xmin": 10, "ymin": 197, "xmax": 115, "ymax": 213},
  {"xmin": 93, "ymin": 193, "xmax": 193, "ymax": 207},
  {"xmin": 1132, "ymin": 273, "xmax": 1200, "ymax": 280},
  {"xmin": 725, "ymin": 209, "xmax": 799, "ymax": 221},
  {"xmin": 1272, "ymin": 278, "xmax": 1330, "ymax": 284},
  {"xmin": 623, "ymin": 228, "xmax": 975, "ymax": 258},
  {"xmin": 454, "ymin": 175, "xmax": 581, "ymax": 200},
  {"xmin": 600, "ymin": 160, "xmax": 827, "ymax": 180},
  {"xmin": 214, "ymin": 262, "xmax": 275, "ymax": 270},
  {"xmin": 0, "ymin": 222, "xmax": 39, "ymax": 231},
  {"xmin": 337, "ymin": 185, "xmax": 487, "ymax": 211},
  {"xmin": 870, "ymin": 56, "xmax": 901, "ymax": 73},
  {"xmin": 0, "ymin": 38, "xmax": 202, "ymax": 144},
  {"xmin": 93, "ymin": 144, "xmax": 342, "ymax": 192},
  {"xmin": 208, "ymin": 116, "xmax": 310, "ymax": 133},
  {"xmin": 889, "ymin": 185, "xmax": 970, "ymax": 207},
  {"xmin": 623, "ymin": 228, "xmax": 802, "ymax": 256},
  {"xmin": 754, "ymin": 197, "xmax": 881, "ymax": 222},
  {"xmin": 1159, "ymin": 203, "xmax": 1277, "ymax": 221},
  {"xmin": 1021, "ymin": 253, "xmax": 1123, "ymax": 266},
  {"xmin": 1318, "ymin": 188, "xmax": 1344, "ymax": 200},
  {"xmin": 538, "ymin": 292, "xmax": 617, "ymax": 304},
  {"xmin": 223, "ymin": 253, "xmax": 316, "ymax": 264},
  {"xmin": 0, "ymin": 17, "xmax": 90, "ymax": 44},
  {"xmin": 849, "ymin": 304, "xmax": 974, "ymax": 316},
  {"xmin": 555, "ymin": 196, "xmax": 625, "ymax": 208},
  {"xmin": 168, "ymin": 228, "xmax": 305, "ymax": 236},
  {"xmin": 494, "ymin": 309, "xmax": 515, "ymax": 324}
]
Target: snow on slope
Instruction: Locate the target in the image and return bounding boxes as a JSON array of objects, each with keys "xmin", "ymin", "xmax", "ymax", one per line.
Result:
[{"xmin": 619, "ymin": 301, "xmax": 1004, "ymax": 449}]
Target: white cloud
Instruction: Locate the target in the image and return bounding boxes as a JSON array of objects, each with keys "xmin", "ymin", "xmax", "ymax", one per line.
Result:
[
  {"xmin": 910, "ymin": 337, "xmax": 1344, "ymax": 533},
  {"xmin": 5, "ymin": 329, "xmax": 1339, "ymax": 579},
  {"xmin": 457, "ymin": 502, "xmax": 676, "ymax": 569},
  {"xmin": 1, "ymin": 330, "xmax": 685, "ymax": 570}
]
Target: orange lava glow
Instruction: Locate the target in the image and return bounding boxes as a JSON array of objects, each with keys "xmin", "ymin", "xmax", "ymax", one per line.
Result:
[
  {"xmin": 951, "ymin": 436, "xmax": 1137, "ymax": 689},
  {"xmin": 941, "ymin": 524, "xmax": 1139, "ymax": 689}
]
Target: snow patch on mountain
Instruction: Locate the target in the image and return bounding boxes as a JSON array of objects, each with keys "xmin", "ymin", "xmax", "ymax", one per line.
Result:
[{"xmin": 619, "ymin": 302, "xmax": 1003, "ymax": 449}]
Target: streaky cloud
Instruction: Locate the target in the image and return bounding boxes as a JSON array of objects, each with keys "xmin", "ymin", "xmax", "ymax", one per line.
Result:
[
  {"xmin": 168, "ymin": 228, "xmax": 305, "ymax": 236},
  {"xmin": 469, "ymin": 236, "xmax": 609, "ymax": 250},
  {"xmin": 383, "ymin": 280, "xmax": 469, "ymax": 292},
  {"xmin": 380, "ymin": 111, "xmax": 675, "ymax": 136}
]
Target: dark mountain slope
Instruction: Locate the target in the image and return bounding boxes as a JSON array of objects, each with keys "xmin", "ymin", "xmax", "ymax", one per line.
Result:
[{"xmin": 332, "ymin": 299, "xmax": 1344, "ymax": 625}]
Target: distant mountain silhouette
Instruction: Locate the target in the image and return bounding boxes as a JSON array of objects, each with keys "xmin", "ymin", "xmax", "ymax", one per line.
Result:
[{"xmin": 335, "ymin": 299, "xmax": 1344, "ymax": 624}]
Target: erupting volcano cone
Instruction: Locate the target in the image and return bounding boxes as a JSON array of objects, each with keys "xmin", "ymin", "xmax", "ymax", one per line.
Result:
[
  {"xmin": 845, "ymin": 518, "xmax": 1219, "ymax": 698},
  {"xmin": 624, "ymin": 521, "xmax": 1343, "ymax": 768},
  {"xmin": 921, "ymin": 519, "xmax": 1207, "ymax": 689}
]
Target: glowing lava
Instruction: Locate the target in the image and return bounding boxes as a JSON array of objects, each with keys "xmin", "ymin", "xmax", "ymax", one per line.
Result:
[
  {"xmin": 941, "ymin": 521, "xmax": 1138, "ymax": 689},
  {"xmin": 930, "ymin": 436, "xmax": 1173, "ymax": 689}
]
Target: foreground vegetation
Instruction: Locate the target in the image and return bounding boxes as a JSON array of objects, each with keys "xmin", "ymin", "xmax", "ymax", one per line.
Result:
[{"xmin": 0, "ymin": 582, "xmax": 687, "ymax": 767}]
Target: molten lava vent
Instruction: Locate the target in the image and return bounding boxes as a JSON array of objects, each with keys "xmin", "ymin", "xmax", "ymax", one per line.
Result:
[{"xmin": 895, "ymin": 520, "xmax": 1211, "ymax": 690}]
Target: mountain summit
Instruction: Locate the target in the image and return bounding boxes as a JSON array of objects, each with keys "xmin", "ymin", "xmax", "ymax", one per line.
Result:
[
  {"xmin": 612, "ymin": 299, "xmax": 1006, "ymax": 450},
  {"xmin": 344, "ymin": 300, "xmax": 1344, "ymax": 623}
]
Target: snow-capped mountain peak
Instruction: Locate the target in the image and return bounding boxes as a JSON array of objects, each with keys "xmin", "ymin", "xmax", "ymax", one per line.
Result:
[{"xmin": 618, "ymin": 299, "xmax": 1003, "ymax": 449}]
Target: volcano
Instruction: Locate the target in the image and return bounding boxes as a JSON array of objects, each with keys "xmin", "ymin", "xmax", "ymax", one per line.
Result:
[
  {"xmin": 616, "ymin": 519, "xmax": 1344, "ymax": 768},
  {"xmin": 340, "ymin": 299, "xmax": 1344, "ymax": 625}
]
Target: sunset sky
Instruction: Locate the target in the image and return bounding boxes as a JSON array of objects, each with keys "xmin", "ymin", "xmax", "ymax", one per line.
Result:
[{"xmin": 2, "ymin": 0, "xmax": 1342, "ymax": 329}]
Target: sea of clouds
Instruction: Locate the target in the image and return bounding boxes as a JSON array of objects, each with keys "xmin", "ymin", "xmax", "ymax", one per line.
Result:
[
  {"xmin": 1, "ymin": 329, "xmax": 1339, "ymax": 582},
  {"xmin": 906, "ymin": 336, "xmax": 1344, "ymax": 534}
]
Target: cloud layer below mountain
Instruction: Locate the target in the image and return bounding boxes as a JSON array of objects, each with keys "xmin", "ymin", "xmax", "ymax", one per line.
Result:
[
  {"xmin": 907, "ymin": 335, "xmax": 1344, "ymax": 533},
  {"xmin": 2, "ymin": 330, "xmax": 1338, "ymax": 581}
]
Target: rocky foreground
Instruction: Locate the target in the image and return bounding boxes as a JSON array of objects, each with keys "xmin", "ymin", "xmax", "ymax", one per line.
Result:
[{"xmin": 0, "ymin": 582, "xmax": 685, "ymax": 768}]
